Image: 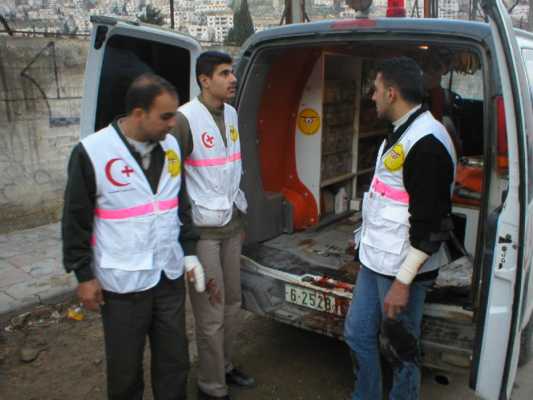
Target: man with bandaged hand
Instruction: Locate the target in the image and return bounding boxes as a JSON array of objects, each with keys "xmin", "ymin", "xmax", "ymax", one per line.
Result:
[
  {"xmin": 344, "ymin": 57, "xmax": 457, "ymax": 400},
  {"xmin": 173, "ymin": 51, "xmax": 253, "ymax": 400}
]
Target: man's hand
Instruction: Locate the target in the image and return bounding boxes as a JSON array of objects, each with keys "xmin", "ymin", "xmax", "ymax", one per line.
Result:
[
  {"xmin": 184, "ymin": 255, "xmax": 206, "ymax": 292},
  {"xmin": 77, "ymin": 279, "xmax": 104, "ymax": 311},
  {"xmin": 384, "ymin": 280, "xmax": 410, "ymax": 319}
]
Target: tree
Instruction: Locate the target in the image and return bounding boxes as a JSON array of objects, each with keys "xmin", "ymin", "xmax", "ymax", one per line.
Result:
[
  {"xmin": 225, "ymin": 0, "xmax": 254, "ymax": 46},
  {"xmin": 138, "ymin": 4, "xmax": 165, "ymax": 26}
]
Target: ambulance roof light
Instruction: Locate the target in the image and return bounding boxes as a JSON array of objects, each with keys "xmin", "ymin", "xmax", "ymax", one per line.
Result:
[{"xmin": 386, "ymin": 0, "xmax": 406, "ymax": 17}]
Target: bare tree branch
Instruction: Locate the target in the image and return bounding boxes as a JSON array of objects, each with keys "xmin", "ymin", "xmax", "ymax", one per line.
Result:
[
  {"xmin": 508, "ymin": 0, "xmax": 520, "ymax": 13},
  {"xmin": 0, "ymin": 14, "xmax": 13, "ymax": 36}
]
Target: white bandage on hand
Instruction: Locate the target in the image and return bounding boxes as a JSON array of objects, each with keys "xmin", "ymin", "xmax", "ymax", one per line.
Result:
[
  {"xmin": 184, "ymin": 255, "xmax": 206, "ymax": 293},
  {"xmin": 396, "ymin": 247, "xmax": 430, "ymax": 285}
]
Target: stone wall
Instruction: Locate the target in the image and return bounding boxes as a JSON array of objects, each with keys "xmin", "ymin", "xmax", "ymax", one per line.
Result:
[
  {"xmin": 0, "ymin": 37, "xmax": 88, "ymax": 233},
  {"xmin": 0, "ymin": 37, "xmax": 240, "ymax": 233}
]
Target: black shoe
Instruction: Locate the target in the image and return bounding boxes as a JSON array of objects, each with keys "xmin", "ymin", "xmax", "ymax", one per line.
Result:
[
  {"xmin": 225, "ymin": 367, "xmax": 256, "ymax": 388},
  {"xmin": 197, "ymin": 388, "xmax": 231, "ymax": 400}
]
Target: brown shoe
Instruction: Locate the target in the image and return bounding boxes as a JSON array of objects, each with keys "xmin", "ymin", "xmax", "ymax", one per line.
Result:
[{"xmin": 197, "ymin": 388, "xmax": 231, "ymax": 400}]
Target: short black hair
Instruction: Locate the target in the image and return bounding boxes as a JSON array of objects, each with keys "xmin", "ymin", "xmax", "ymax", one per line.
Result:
[
  {"xmin": 375, "ymin": 57, "xmax": 424, "ymax": 104},
  {"xmin": 196, "ymin": 50, "xmax": 233, "ymax": 89},
  {"xmin": 125, "ymin": 73, "xmax": 178, "ymax": 115}
]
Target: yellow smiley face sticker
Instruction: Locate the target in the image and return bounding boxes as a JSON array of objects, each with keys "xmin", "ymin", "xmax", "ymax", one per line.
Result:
[
  {"xmin": 383, "ymin": 144, "xmax": 405, "ymax": 171},
  {"xmin": 230, "ymin": 125, "xmax": 239, "ymax": 142},
  {"xmin": 297, "ymin": 108, "xmax": 321, "ymax": 135},
  {"xmin": 166, "ymin": 150, "xmax": 181, "ymax": 177}
]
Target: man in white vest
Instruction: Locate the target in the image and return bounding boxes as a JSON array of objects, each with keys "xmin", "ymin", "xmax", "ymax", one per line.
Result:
[
  {"xmin": 344, "ymin": 58, "xmax": 457, "ymax": 400},
  {"xmin": 62, "ymin": 74, "xmax": 205, "ymax": 400},
  {"xmin": 173, "ymin": 51, "xmax": 253, "ymax": 400}
]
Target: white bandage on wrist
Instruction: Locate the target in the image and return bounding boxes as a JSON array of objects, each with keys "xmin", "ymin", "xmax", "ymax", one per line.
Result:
[
  {"xmin": 396, "ymin": 247, "xmax": 430, "ymax": 285},
  {"xmin": 184, "ymin": 255, "xmax": 206, "ymax": 293},
  {"xmin": 184, "ymin": 255, "xmax": 199, "ymax": 272}
]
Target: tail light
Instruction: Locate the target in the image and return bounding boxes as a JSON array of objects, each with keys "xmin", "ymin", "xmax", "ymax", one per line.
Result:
[
  {"xmin": 496, "ymin": 95, "xmax": 509, "ymax": 173},
  {"xmin": 331, "ymin": 19, "xmax": 377, "ymax": 29}
]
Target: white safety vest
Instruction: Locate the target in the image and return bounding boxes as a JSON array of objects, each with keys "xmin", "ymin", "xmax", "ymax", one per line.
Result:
[
  {"xmin": 81, "ymin": 125, "xmax": 184, "ymax": 284},
  {"xmin": 359, "ymin": 111, "xmax": 457, "ymax": 276},
  {"xmin": 179, "ymin": 97, "xmax": 247, "ymax": 227}
]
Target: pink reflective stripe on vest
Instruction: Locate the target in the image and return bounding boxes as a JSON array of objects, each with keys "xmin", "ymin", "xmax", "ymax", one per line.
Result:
[
  {"xmin": 184, "ymin": 152, "xmax": 241, "ymax": 167},
  {"xmin": 157, "ymin": 198, "xmax": 180, "ymax": 211},
  {"xmin": 371, "ymin": 177, "xmax": 410, "ymax": 204},
  {"xmin": 95, "ymin": 198, "xmax": 179, "ymax": 220}
]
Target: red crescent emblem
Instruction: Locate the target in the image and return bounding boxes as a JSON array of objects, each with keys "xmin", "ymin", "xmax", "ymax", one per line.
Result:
[
  {"xmin": 105, "ymin": 158, "xmax": 132, "ymax": 187},
  {"xmin": 201, "ymin": 132, "xmax": 215, "ymax": 148}
]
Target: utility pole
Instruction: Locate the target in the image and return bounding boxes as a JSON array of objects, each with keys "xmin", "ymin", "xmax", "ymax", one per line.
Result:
[
  {"xmin": 170, "ymin": 0, "xmax": 175, "ymax": 29},
  {"xmin": 424, "ymin": 0, "xmax": 430, "ymax": 17},
  {"xmin": 281, "ymin": 0, "xmax": 306, "ymax": 24},
  {"xmin": 425, "ymin": 0, "xmax": 439, "ymax": 17},
  {"xmin": 469, "ymin": 0, "xmax": 479, "ymax": 20},
  {"xmin": 529, "ymin": 0, "xmax": 533, "ymax": 31}
]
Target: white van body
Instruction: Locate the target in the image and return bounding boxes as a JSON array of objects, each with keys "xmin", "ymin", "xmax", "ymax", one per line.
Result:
[{"xmin": 80, "ymin": 2, "xmax": 533, "ymax": 398}]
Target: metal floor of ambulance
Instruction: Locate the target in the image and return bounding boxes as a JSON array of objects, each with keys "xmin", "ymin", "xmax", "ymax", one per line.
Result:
[
  {"xmin": 243, "ymin": 213, "xmax": 474, "ymax": 305},
  {"xmin": 244, "ymin": 214, "xmax": 359, "ymax": 281}
]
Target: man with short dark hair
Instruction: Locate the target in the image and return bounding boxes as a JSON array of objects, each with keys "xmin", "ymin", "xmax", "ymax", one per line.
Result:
[
  {"xmin": 422, "ymin": 53, "xmax": 452, "ymax": 122},
  {"xmin": 344, "ymin": 57, "xmax": 457, "ymax": 400},
  {"xmin": 173, "ymin": 51, "xmax": 253, "ymax": 400},
  {"xmin": 62, "ymin": 73, "xmax": 204, "ymax": 400},
  {"xmin": 422, "ymin": 53, "xmax": 463, "ymax": 156}
]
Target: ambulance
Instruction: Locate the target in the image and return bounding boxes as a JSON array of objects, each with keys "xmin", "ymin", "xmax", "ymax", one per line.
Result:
[{"xmin": 80, "ymin": 1, "xmax": 533, "ymax": 398}]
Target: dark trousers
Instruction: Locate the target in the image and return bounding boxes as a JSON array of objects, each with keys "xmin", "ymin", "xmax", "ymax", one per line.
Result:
[{"xmin": 101, "ymin": 273, "xmax": 189, "ymax": 400}]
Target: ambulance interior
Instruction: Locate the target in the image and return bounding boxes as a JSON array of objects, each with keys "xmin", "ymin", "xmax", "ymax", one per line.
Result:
[{"xmin": 238, "ymin": 40, "xmax": 503, "ymax": 369}]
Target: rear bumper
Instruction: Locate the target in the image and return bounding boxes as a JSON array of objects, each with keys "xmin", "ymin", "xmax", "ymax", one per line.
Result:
[
  {"xmin": 240, "ymin": 255, "xmax": 475, "ymax": 373},
  {"xmin": 241, "ymin": 255, "xmax": 351, "ymax": 338}
]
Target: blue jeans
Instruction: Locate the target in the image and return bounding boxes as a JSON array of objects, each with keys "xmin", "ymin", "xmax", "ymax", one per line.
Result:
[{"xmin": 344, "ymin": 266, "xmax": 433, "ymax": 400}]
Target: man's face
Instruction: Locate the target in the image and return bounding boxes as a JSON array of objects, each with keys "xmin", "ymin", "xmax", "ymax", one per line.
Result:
[
  {"xmin": 423, "ymin": 60, "xmax": 446, "ymax": 90},
  {"xmin": 138, "ymin": 91, "xmax": 178, "ymax": 142},
  {"xmin": 371, "ymin": 72, "xmax": 392, "ymax": 121},
  {"xmin": 202, "ymin": 63, "xmax": 237, "ymax": 101}
]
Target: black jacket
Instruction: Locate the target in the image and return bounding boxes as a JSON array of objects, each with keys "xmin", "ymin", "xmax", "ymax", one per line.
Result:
[{"xmin": 379, "ymin": 108, "xmax": 455, "ymax": 281}]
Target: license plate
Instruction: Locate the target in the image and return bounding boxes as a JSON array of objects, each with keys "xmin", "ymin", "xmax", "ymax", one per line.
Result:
[{"xmin": 285, "ymin": 284, "xmax": 340, "ymax": 315}]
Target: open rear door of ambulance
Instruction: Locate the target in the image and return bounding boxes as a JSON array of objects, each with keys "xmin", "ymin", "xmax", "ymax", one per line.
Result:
[
  {"xmin": 472, "ymin": 1, "xmax": 533, "ymax": 399},
  {"xmin": 80, "ymin": 15, "xmax": 202, "ymax": 139}
]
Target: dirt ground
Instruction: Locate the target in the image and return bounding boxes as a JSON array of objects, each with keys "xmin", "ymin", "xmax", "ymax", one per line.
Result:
[
  {"xmin": 0, "ymin": 297, "xmax": 352, "ymax": 400},
  {"xmin": 1, "ymin": 298, "xmax": 533, "ymax": 400}
]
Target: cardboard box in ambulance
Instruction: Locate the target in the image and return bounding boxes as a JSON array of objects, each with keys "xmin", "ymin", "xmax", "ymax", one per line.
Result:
[{"xmin": 80, "ymin": 2, "xmax": 533, "ymax": 398}]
